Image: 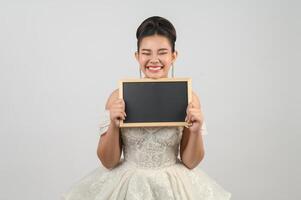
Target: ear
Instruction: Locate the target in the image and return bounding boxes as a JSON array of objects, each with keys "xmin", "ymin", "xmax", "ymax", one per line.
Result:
[
  {"xmin": 172, "ymin": 50, "xmax": 178, "ymax": 63},
  {"xmin": 134, "ymin": 51, "xmax": 139, "ymax": 61}
]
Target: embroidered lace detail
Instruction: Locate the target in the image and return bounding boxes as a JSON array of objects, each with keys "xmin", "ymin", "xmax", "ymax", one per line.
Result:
[{"xmin": 121, "ymin": 127, "xmax": 183, "ymax": 169}]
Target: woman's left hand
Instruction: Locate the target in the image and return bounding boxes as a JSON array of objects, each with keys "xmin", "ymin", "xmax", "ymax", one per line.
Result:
[{"xmin": 185, "ymin": 101, "xmax": 204, "ymax": 133}]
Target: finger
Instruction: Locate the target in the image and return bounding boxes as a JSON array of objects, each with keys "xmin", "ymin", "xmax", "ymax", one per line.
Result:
[
  {"xmin": 116, "ymin": 110, "xmax": 126, "ymax": 119},
  {"xmin": 112, "ymin": 104, "xmax": 122, "ymax": 109},
  {"xmin": 117, "ymin": 99, "xmax": 125, "ymax": 105},
  {"xmin": 113, "ymin": 108, "xmax": 125, "ymax": 113},
  {"xmin": 185, "ymin": 114, "xmax": 191, "ymax": 122},
  {"xmin": 120, "ymin": 98, "xmax": 125, "ymax": 105},
  {"xmin": 117, "ymin": 113, "xmax": 125, "ymax": 120},
  {"xmin": 187, "ymin": 121, "xmax": 193, "ymax": 127},
  {"xmin": 190, "ymin": 110, "xmax": 201, "ymax": 116},
  {"xmin": 187, "ymin": 113, "xmax": 191, "ymax": 123},
  {"xmin": 112, "ymin": 110, "xmax": 125, "ymax": 120},
  {"xmin": 188, "ymin": 108, "xmax": 199, "ymax": 113},
  {"xmin": 191, "ymin": 115, "xmax": 200, "ymax": 123},
  {"xmin": 114, "ymin": 107, "xmax": 125, "ymax": 112},
  {"xmin": 186, "ymin": 103, "xmax": 192, "ymax": 114},
  {"xmin": 115, "ymin": 98, "xmax": 122, "ymax": 103},
  {"xmin": 191, "ymin": 111, "xmax": 202, "ymax": 119},
  {"xmin": 185, "ymin": 119, "xmax": 192, "ymax": 127},
  {"xmin": 110, "ymin": 108, "xmax": 121, "ymax": 113},
  {"xmin": 191, "ymin": 109, "xmax": 203, "ymax": 116},
  {"xmin": 190, "ymin": 116, "xmax": 195, "ymax": 122},
  {"xmin": 116, "ymin": 98, "xmax": 125, "ymax": 106}
]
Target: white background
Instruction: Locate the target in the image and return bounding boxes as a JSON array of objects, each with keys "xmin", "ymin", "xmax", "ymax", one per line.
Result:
[{"xmin": 0, "ymin": 0, "xmax": 300, "ymax": 199}]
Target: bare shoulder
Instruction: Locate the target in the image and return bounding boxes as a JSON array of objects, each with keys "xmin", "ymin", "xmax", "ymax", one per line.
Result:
[
  {"xmin": 105, "ymin": 89, "xmax": 119, "ymax": 110},
  {"xmin": 192, "ymin": 90, "xmax": 201, "ymax": 108}
]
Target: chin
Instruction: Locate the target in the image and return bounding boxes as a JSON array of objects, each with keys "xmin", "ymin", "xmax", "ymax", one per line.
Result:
[{"xmin": 145, "ymin": 74, "xmax": 167, "ymax": 79}]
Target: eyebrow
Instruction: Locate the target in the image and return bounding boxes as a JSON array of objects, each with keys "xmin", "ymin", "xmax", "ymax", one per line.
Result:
[
  {"xmin": 141, "ymin": 48, "xmax": 169, "ymax": 51},
  {"xmin": 158, "ymin": 48, "xmax": 169, "ymax": 51}
]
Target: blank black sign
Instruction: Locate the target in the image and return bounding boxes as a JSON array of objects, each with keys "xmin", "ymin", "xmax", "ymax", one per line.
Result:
[{"xmin": 119, "ymin": 78, "xmax": 192, "ymax": 127}]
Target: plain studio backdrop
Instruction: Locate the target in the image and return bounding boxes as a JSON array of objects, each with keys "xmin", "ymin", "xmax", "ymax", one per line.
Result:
[{"xmin": 0, "ymin": 0, "xmax": 300, "ymax": 199}]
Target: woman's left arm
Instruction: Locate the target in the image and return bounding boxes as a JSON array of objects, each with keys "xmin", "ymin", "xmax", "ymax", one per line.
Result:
[{"xmin": 180, "ymin": 91, "xmax": 205, "ymax": 169}]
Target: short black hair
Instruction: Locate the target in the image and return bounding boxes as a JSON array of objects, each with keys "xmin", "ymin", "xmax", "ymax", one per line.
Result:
[{"xmin": 136, "ymin": 16, "xmax": 177, "ymax": 52}]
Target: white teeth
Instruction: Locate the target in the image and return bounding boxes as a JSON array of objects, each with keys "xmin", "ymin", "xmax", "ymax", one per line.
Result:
[{"xmin": 147, "ymin": 67, "xmax": 162, "ymax": 71}]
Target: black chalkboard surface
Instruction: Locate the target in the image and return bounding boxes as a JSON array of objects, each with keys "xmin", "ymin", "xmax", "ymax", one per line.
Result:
[{"xmin": 119, "ymin": 78, "xmax": 192, "ymax": 127}]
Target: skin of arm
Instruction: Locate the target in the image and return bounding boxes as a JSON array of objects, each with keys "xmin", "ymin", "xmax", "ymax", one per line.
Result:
[
  {"xmin": 180, "ymin": 91, "xmax": 205, "ymax": 169},
  {"xmin": 96, "ymin": 89, "xmax": 123, "ymax": 169}
]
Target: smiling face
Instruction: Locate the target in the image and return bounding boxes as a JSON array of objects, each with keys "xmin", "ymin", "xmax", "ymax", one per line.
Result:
[{"xmin": 135, "ymin": 34, "xmax": 178, "ymax": 79}]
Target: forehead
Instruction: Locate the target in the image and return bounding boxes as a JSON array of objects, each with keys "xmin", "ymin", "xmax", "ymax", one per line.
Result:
[{"xmin": 140, "ymin": 35, "xmax": 171, "ymax": 50}]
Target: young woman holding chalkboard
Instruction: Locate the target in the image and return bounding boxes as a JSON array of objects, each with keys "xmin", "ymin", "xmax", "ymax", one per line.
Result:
[{"xmin": 62, "ymin": 16, "xmax": 231, "ymax": 200}]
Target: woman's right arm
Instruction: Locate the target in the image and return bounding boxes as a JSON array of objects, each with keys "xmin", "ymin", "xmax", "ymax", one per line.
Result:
[{"xmin": 96, "ymin": 89, "xmax": 126, "ymax": 169}]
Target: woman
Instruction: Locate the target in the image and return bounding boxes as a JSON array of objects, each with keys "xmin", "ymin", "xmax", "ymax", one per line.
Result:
[{"xmin": 62, "ymin": 16, "xmax": 231, "ymax": 200}]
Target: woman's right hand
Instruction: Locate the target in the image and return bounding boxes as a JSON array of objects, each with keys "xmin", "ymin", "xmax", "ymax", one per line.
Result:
[{"xmin": 109, "ymin": 98, "xmax": 126, "ymax": 128}]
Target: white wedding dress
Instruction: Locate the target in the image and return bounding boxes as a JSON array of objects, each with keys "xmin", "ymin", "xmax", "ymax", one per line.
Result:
[{"xmin": 61, "ymin": 110, "xmax": 231, "ymax": 200}]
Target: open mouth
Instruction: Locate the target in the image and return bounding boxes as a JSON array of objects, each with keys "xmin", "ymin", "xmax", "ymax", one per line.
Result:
[{"xmin": 146, "ymin": 66, "xmax": 163, "ymax": 72}]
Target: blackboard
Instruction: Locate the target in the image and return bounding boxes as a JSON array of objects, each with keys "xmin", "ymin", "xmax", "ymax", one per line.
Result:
[{"xmin": 119, "ymin": 78, "xmax": 192, "ymax": 127}]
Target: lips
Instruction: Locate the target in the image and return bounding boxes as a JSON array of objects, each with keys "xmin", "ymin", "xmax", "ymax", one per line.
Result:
[{"xmin": 146, "ymin": 66, "xmax": 163, "ymax": 71}]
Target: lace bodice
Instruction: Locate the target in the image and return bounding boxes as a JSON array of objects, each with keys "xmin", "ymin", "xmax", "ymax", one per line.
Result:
[
  {"xmin": 98, "ymin": 110, "xmax": 208, "ymax": 169},
  {"xmin": 120, "ymin": 126, "xmax": 184, "ymax": 168}
]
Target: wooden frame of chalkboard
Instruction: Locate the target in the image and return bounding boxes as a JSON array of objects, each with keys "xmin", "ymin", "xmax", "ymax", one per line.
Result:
[{"xmin": 119, "ymin": 77, "xmax": 192, "ymax": 127}]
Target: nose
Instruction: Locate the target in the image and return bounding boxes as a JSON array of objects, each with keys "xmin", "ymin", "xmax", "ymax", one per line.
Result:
[
  {"xmin": 150, "ymin": 60, "xmax": 159, "ymax": 65},
  {"xmin": 149, "ymin": 55, "xmax": 160, "ymax": 65}
]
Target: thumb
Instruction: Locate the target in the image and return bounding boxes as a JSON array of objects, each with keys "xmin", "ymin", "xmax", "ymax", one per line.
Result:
[{"xmin": 114, "ymin": 118, "xmax": 120, "ymax": 127}]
